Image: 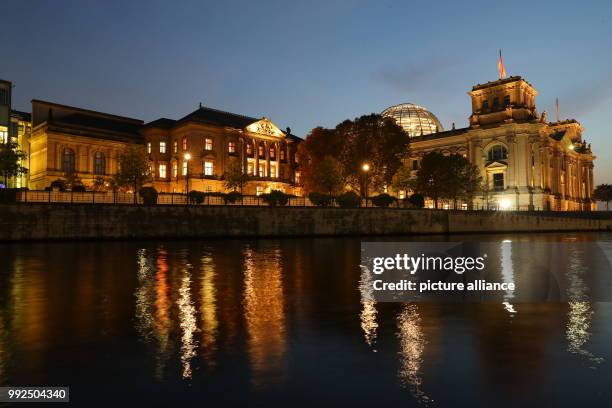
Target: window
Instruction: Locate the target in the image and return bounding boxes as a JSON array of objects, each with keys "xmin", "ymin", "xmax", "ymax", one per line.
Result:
[
  {"xmin": 147, "ymin": 142, "xmax": 152, "ymax": 154},
  {"xmin": 228, "ymin": 141, "xmax": 236, "ymax": 154},
  {"xmin": 182, "ymin": 161, "xmax": 188, "ymax": 176},
  {"xmin": 258, "ymin": 163, "xmax": 266, "ymax": 177},
  {"xmin": 159, "ymin": 141, "xmax": 166, "ymax": 154},
  {"xmin": 173, "ymin": 140, "xmax": 178, "ymax": 154},
  {"xmin": 204, "ymin": 161, "xmax": 213, "ymax": 176},
  {"xmin": 493, "ymin": 173, "xmax": 504, "ymax": 190},
  {"xmin": 182, "ymin": 137, "xmax": 188, "ymax": 151},
  {"xmin": 62, "ymin": 148, "xmax": 75, "ymax": 173},
  {"xmin": 94, "ymin": 151, "xmax": 106, "ymax": 175},
  {"xmin": 269, "ymin": 146, "xmax": 276, "ymax": 160},
  {"xmin": 159, "ymin": 163, "xmax": 167, "ymax": 178},
  {"xmin": 205, "ymin": 138, "xmax": 213, "ymax": 151},
  {"xmin": 246, "ymin": 143, "xmax": 253, "ymax": 156},
  {"xmin": 482, "ymin": 100, "xmax": 489, "ymax": 110},
  {"xmin": 247, "ymin": 162, "xmax": 254, "ymax": 175},
  {"xmin": 492, "ymin": 97, "xmax": 499, "ymax": 108},
  {"xmin": 412, "ymin": 160, "xmax": 418, "ymax": 170},
  {"xmin": 504, "ymin": 95, "xmax": 510, "ymax": 106},
  {"xmin": 0, "ymin": 126, "xmax": 8, "ymax": 144},
  {"xmin": 258, "ymin": 144, "xmax": 265, "ymax": 157},
  {"xmin": 256, "ymin": 186, "xmax": 263, "ymax": 196},
  {"xmin": 172, "ymin": 161, "xmax": 178, "ymax": 178},
  {"xmin": 295, "ymin": 171, "xmax": 301, "ymax": 184},
  {"xmin": 270, "ymin": 165, "xmax": 277, "ymax": 178},
  {"xmin": 487, "ymin": 145, "xmax": 508, "ymax": 161},
  {"xmin": 280, "ymin": 148, "xmax": 285, "ymax": 161}
]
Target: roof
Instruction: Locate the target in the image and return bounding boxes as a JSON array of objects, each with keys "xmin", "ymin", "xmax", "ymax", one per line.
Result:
[
  {"xmin": 410, "ymin": 126, "xmax": 470, "ymax": 141},
  {"xmin": 471, "ymin": 76, "xmax": 532, "ymax": 91},
  {"xmin": 31, "ymin": 99, "xmax": 143, "ymax": 125},
  {"xmin": 53, "ymin": 113, "xmax": 143, "ymax": 135},
  {"xmin": 143, "ymin": 118, "xmax": 176, "ymax": 129},
  {"xmin": 177, "ymin": 106, "xmax": 259, "ymax": 128},
  {"xmin": 11, "ymin": 110, "xmax": 31, "ymax": 122}
]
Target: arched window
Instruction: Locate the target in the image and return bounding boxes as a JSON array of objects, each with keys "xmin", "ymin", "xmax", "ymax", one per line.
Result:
[
  {"xmin": 94, "ymin": 151, "xmax": 106, "ymax": 175},
  {"xmin": 62, "ymin": 148, "xmax": 75, "ymax": 173},
  {"xmin": 269, "ymin": 145, "xmax": 276, "ymax": 160},
  {"xmin": 487, "ymin": 145, "xmax": 508, "ymax": 162},
  {"xmin": 258, "ymin": 143, "xmax": 265, "ymax": 158}
]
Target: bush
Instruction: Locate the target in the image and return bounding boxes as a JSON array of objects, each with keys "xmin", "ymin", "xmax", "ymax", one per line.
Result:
[
  {"xmin": 371, "ymin": 193, "xmax": 395, "ymax": 208},
  {"xmin": 0, "ymin": 188, "xmax": 27, "ymax": 203},
  {"xmin": 71, "ymin": 184, "xmax": 86, "ymax": 192},
  {"xmin": 261, "ymin": 190, "xmax": 289, "ymax": 206},
  {"xmin": 336, "ymin": 191, "xmax": 361, "ymax": 208},
  {"xmin": 188, "ymin": 190, "xmax": 205, "ymax": 204},
  {"xmin": 50, "ymin": 179, "xmax": 67, "ymax": 191},
  {"xmin": 225, "ymin": 191, "xmax": 242, "ymax": 204},
  {"xmin": 406, "ymin": 193, "xmax": 425, "ymax": 208},
  {"xmin": 308, "ymin": 192, "xmax": 333, "ymax": 207},
  {"xmin": 139, "ymin": 186, "xmax": 158, "ymax": 205}
]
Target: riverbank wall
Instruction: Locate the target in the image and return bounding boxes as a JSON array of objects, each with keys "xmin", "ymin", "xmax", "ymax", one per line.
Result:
[{"xmin": 1, "ymin": 203, "xmax": 611, "ymax": 241}]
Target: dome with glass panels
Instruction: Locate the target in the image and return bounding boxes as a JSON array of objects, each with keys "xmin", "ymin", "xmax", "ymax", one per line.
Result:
[{"xmin": 381, "ymin": 103, "xmax": 443, "ymax": 137}]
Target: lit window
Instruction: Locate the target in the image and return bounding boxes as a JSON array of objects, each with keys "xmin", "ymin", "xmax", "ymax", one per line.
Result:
[
  {"xmin": 256, "ymin": 186, "xmax": 263, "ymax": 196},
  {"xmin": 295, "ymin": 171, "xmax": 301, "ymax": 184},
  {"xmin": 204, "ymin": 161, "xmax": 213, "ymax": 176},
  {"xmin": 399, "ymin": 191, "xmax": 405, "ymax": 199},
  {"xmin": 258, "ymin": 163, "xmax": 266, "ymax": 177},
  {"xmin": 0, "ymin": 127, "xmax": 8, "ymax": 144},
  {"xmin": 173, "ymin": 140, "xmax": 178, "ymax": 154},
  {"xmin": 182, "ymin": 161, "xmax": 188, "ymax": 176},
  {"xmin": 258, "ymin": 144, "xmax": 264, "ymax": 157},
  {"xmin": 182, "ymin": 137, "xmax": 188, "ymax": 151},
  {"xmin": 205, "ymin": 138, "xmax": 213, "ymax": 151},
  {"xmin": 246, "ymin": 143, "xmax": 253, "ymax": 155},
  {"xmin": 280, "ymin": 148, "xmax": 285, "ymax": 161},
  {"xmin": 62, "ymin": 148, "xmax": 75, "ymax": 173},
  {"xmin": 159, "ymin": 163, "xmax": 167, "ymax": 178},
  {"xmin": 172, "ymin": 161, "xmax": 178, "ymax": 177},
  {"xmin": 269, "ymin": 146, "xmax": 276, "ymax": 160},
  {"xmin": 94, "ymin": 151, "xmax": 106, "ymax": 175},
  {"xmin": 147, "ymin": 142, "xmax": 152, "ymax": 154},
  {"xmin": 247, "ymin": 162, "xmax": 254, "ymax": 175},
  {"xmin": 487, "ymin": 145, "xmax": 508, "ymax": 161},
  {"xmin": 159, "ymin": 141, "xmax": 166, "ymax": 154},
  {"xmin": 270, "ymin": 165, "xmax": 277, "ymax": 178},
  {"xmin": 228, "ymin": 141, "xmax": 236, "ymax": 153}
]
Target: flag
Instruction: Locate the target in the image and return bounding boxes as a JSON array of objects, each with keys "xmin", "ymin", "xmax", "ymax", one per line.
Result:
[
  {"xmin": 497, "ymin": 49, "xmax": 506, "ymax": 79},
  {"xmin": 555, "ymin": 98, "xmax": 560, "ymax": 122}
]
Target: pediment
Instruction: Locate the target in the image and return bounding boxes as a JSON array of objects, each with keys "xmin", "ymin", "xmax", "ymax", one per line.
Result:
[
  {"xmin": 485, "ymin": 160, "xmax": 508, "ymax": 168},
  {"xmin": 245, "ymin": 118, "xmax": 285, "ymax": 138}
]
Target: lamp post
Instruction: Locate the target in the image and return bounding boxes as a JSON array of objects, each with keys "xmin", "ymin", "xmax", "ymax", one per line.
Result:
[
  {"xmin": 184, "ymin": 152, "xmax": 191, "ymax": 196},
  {"xmin": 362, "ymin": 163, "xmax": 370, "ymax": 207}
]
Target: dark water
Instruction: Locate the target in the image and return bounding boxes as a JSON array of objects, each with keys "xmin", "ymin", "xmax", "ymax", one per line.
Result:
[{"xmin": 0, "ymin": 233, "xmax": 611, "ymax": 407}]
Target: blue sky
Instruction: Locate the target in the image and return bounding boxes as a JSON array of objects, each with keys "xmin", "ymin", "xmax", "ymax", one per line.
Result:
[{"xmin": 2, "ymin": 0, "xmax": 611, "ymax": 183}]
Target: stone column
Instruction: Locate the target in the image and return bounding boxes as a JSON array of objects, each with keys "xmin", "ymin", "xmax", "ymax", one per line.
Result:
[{"xmin": 505, "ymin": 134, "xmax": 516, "ymax": 188}]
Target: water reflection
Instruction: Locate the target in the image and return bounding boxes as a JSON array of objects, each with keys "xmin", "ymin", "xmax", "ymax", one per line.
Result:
[
  {"xmin": 200, "ymin": 253, "xmax": 218, "ymax": 368},
  {"xmin": 243, "ymin": 246, "xmax": 287, "ymax": 389},
  {"xmin": 359, "ymin": 264, "xmax": 378, "ymax": 350},
  {"xmin": 500, "ymin": 240, "xmax": 516, "ymax": 315},
  {"xmin": 397, "ymin": 303, "xmax": 430, "ymax": 405},
  {"xmin": 565, "ymin": 245, "xmax": 603, "ymax": 367},
  {"xmin": 177, "ymin": 254, "xmax": 198, "ymax": 379}
]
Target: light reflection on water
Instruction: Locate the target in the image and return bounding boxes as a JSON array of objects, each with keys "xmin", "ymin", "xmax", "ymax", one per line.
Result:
[{"xmin": 0, "ymin": 233, "xmax": 611, "ymax": 406}]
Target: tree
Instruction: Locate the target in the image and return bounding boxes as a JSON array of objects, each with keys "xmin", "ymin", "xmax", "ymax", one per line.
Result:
[
  {"xmin": 92, "ymin": 176, "xmax": 107, "ymax": 191},
  {"xmin": 442, "ymin": 154, "xmax": 481, "ymax": 209},
  {"xmin": 313, "ymin": 156, "xmax": 344, "ymax": 196},
  {"xmin": 593, "ymin": 184, "xmax": 612, "ymax": 210},
  {"xmin": 413, "ymin": 152, "xmax": 449, "ymax": 209},
  {"xmin": 0, "ymin": 141, "xmax": 28, "ymax": 188},
  {"xmin": 297, "ymin": 127, "xmax": 344, "ymax": 194},
  {"xmin": 114, "ymin": 145, "xmax": 152, "ymax": 203},
  {"xmin": 391, "ymin": 163, "xmax": 415, "ymax": 195},
  {"xmin": 459, "ymin": 161, "xmax": 482, "ymax": 210},
  {"xmin": 224, "ymin": 161, "xmax": 248, "ymax": 192}
]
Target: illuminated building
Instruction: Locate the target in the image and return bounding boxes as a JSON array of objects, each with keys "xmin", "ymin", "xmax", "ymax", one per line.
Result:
[
  {"xmin": 22, "ymin": 96, "xmax": 301, "ymax": 194},
  {"xmin": 402, "ymin": 76, "xmax": 595, "ymax": 211}
]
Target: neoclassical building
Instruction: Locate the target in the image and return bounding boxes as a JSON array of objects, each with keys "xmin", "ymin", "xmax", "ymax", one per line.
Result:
[
  {"xmin": 403, "ymin": 76, "xmax": 595, "ymax": 211},
  {"xmin": 143, "ymin": 106, "xmax": 301, "ymax": 195},
  {"xmin": 26, "ymin": 98, "xmax": 302, "ymax": 195}
]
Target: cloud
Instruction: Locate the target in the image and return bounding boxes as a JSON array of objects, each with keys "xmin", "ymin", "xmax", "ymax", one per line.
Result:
[{"xmin": 373, "ymin": 58, "xmax": 458, "ymax": 93}]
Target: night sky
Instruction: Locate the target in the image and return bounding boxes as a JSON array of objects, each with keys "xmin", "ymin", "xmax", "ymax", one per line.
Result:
[{"xmin": 2, "ymin": 0, "xmax": 611, "ymax": 183}]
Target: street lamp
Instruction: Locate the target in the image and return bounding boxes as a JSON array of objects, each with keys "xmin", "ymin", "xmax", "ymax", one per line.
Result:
[
  {"xmin": 362, "ymin": 163, "xmax": 370, "ymax": 206},
  {"xmin": 184, "ymin": 152, "xmax": 191, "ymax": 195}
]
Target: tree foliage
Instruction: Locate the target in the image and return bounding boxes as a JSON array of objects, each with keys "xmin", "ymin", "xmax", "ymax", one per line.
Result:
[
  {"xmin": 593, "ymin": 184, "xmax": 612, "ymax": 210},
  {"xmin": 313, "ymin": 156, "xmax": 344, "ymax": 196},
  {"xmin": 391, "ymin": 164, "xmax": 415, "ymax": 193},
  {"xmin": 0, "ymin": 141, "xmax": 28, "ymax": 188},
  {"xmin": 114, "ymin": 145, "xmax": 152, "ymax": 203}
]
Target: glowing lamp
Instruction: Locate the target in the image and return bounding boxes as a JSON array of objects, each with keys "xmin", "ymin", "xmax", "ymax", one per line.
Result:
[{"xmin": 499, "ymin": 198, "xmax": 512, "ymax": 210}]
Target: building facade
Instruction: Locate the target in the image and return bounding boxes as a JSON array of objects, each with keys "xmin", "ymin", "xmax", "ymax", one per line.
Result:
[
  {"xmin": 24, "ymin": 98, "xmax": 301, "ymax": 195},
  {"xmin": 1, "ymin": 79, "xmax": 32, "ymax": 188},
  {"xmin": 143, "ymin": 106, "xmax": 302, "ymax": 195},
  {"xmin": 406, "ymin": 76, "xmax": 595, "ymax": 211}
]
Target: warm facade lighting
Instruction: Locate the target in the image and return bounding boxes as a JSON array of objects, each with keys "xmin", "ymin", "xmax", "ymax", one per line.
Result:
[
  {"xmin": 499, "ymin": 198, "xmax": 512, "ymax": 210},
  {"xmin": 184, "ymin": 152, "xmax": 191, "ymax": 161}
]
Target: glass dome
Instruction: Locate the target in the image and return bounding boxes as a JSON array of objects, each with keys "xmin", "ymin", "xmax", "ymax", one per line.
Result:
[{"xmin": 381, "ymin": 103, "xmax": 443, "ymax": 137}]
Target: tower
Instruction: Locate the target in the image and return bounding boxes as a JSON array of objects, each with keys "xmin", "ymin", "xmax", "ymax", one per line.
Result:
[
  {"xmin": 0, "ymin": 79, "xmax": 11, "ymax": 144},
  {"xmin": 468, "ymin": 76, "xmax": 538, "ymax": 127}
]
